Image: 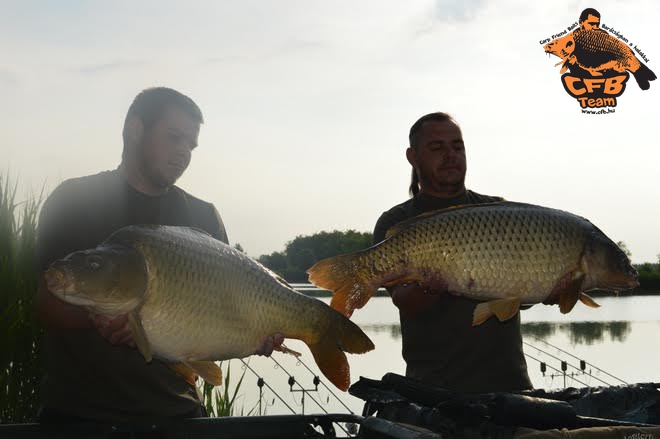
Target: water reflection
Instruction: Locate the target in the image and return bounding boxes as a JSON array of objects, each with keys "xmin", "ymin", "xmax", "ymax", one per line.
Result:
[
  {"xmin": 362, "ymin": 321, "xmax": 632, "ymax": 345},
  {"xmin": 522, "ymin": 321, "xmax": 632, "ymax": 345},
  {"xmin": 361, "ymin": 324, "xmax": 402, "ymax": 339}
]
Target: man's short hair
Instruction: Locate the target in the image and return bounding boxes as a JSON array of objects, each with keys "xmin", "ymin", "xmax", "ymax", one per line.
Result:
[
  {"xmin": 579, "ymin": 8, "xmax": 600, "ymax": 22},
  {"xmin": 122, "ymin": 87, "xmax": 204, "ymax": 151},
  {"xmin": 408, "ymin": 112, "xmax": 460, "ymax": 150}
]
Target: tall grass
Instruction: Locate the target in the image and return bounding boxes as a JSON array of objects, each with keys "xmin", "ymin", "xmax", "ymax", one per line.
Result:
[
  {"xmin": 201, "ymin": 361, "xmax": 253, "ymax": 417},
  {"xmin": 0, "ymin": 174, "xmax": 43, "ymax": 423}
]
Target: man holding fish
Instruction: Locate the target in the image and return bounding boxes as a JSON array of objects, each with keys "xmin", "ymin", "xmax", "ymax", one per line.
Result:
[
  {"xmin": 35, "ymin": 87, "xmax": 285, "ymax": 422},
  {"xmin": 371, "ymin": 112, "xmax": 534, "ymax": 393},
  {"xmin": 308, "ymin": 112, "xmax": 637, "ymax": 393}
]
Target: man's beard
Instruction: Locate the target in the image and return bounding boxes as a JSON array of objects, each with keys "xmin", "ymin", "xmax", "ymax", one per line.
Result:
[
  {"xmin": 419, "ymin": 171, "xmax": 465, "ymax": 194},
  {"xmin": 137, "ymin": 148, "xmax": 177, "ymax": 189}
]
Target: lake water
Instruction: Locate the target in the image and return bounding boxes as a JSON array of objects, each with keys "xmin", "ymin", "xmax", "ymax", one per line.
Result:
[{"xmin": 218, "ymin": 295, "xmax": 660, "ymax": 418}]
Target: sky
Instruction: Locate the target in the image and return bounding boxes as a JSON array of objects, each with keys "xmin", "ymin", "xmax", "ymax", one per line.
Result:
[{"xmin": 2, "ymin": 0, "xmax": 659, "ymax": 262}]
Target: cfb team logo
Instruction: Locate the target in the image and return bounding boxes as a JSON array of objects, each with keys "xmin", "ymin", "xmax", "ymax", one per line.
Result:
[{"xmin": 541, "ymin": 8, "xmax": 656, "ymax": 113}]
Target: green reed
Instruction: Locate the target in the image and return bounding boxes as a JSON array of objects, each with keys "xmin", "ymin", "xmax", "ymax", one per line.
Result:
[
  {"xmin": 201, "ymin": 360, "xmax": 253, "ymax": 417},
  {"xmin": 0, "ymin": 174, "xmax": 43, "ymax": 423}
]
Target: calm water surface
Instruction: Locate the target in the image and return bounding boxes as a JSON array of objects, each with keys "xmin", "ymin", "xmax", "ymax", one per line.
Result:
[{"xmin": 223, "ymin": 295, "xmax": 660, "ymax": 417}]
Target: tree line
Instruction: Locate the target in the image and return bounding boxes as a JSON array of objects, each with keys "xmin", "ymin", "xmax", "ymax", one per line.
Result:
[{"xmin": 257, "ymin": 230, "xmax": 373, "ymax": 282}]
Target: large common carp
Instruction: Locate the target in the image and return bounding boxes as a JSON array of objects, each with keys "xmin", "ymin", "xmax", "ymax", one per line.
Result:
[
  {"xmin": 307, "ymin": 202, "xmax": 638, "ymax": 325},
  {"xmin": 44, "ymin": 225, "xmax": 374, "ymax": 391}
]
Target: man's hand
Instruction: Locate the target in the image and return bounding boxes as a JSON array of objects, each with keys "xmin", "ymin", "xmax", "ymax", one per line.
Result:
[
  {"xmin": 255, "ymin": 333, "xmax": 285, "ymax": 357},
  {"xmin": 91, "ymin": 313, "xmax": 135, "ymax": 347},
  {"xmin": 390, "ymin": 283, "xmax": 440, "ymax": 316}
]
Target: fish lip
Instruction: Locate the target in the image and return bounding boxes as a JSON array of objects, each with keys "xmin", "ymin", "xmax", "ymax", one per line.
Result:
[
  {"xmin": 44, "ymin": 267, "xmax": 68, "ymax": 294},
  {"xmin": 44, "ymin": 267, "xmax": 97, "ymax": 306}
]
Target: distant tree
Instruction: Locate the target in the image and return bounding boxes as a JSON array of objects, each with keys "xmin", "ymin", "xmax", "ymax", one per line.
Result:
[
  {"xmin": 258, "ymin": 230, "xmax": 372, "ymax": 282},
  {"xmin": 258, "ymin": 251, "xmax": 287, "ymax": 272},
  {"xmin": 233, "ymin": 243, "xmax": 245, "ymax": 253},
  {"xmin": 616, "ymin": 241, "xmax": 632, "ymax": 259}
]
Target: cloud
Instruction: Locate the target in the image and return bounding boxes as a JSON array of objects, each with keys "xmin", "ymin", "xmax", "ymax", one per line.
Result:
[
  {"xmin": 433, "ymin": 0, "xmax": 487, "ymax": 21},
  {"xmin": 73, "ymin": 59, "xmax": 145, "ymax": 76}
]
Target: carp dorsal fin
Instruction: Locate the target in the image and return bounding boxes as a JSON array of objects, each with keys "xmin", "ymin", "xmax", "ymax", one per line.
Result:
[
  {"xmin": 384, "ymin": 201, "xmax": 510, "ymax": 239},
  {"xmin": 128, "ymin": 311, "xmax": 152, "ymax": 362}
]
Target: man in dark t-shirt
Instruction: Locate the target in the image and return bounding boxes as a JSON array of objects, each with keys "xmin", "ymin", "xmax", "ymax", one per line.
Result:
[
  {"xmin": 36, "ymin": 87, "xmax": 282, "ymax": 422},
  {"xmin": 373, "ymin": 112, "xmax": 532, "ymax": 393}
]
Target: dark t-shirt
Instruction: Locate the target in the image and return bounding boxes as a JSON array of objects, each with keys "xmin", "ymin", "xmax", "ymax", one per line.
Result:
[
  {"xmin": 373, "ymin": 190, "xmax": 532, "ymax": 393},
  {"xmin": 36, "ymin": 169, "xmax": 228, "ymax": 422}
]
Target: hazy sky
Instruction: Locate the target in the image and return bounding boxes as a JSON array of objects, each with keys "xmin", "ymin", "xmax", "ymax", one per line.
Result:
[{"xmin": 2, "ymin": 0, "xmax": 659, "ymax": 262}]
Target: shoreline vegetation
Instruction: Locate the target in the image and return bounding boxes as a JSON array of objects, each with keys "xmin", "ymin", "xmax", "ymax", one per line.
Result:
[
  {"xmin": 1, "ymin": 174, "xmax": 658, "ymax": 423},
  {"xmin": 1, "ymin": 175, "xmax": 42, "ymax": 423}
]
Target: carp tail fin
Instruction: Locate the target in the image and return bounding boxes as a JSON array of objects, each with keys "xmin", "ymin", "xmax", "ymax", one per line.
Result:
[{"xmin": 307, "ymin": 251, "xmax": 376, "ymax": 317}]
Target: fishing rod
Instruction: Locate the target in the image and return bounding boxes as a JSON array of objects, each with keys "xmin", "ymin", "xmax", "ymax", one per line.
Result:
[
  {"xmin": 239, "ymin": 359, "xmax": 297, "ymax": 415},
  {"xmin": 268, "ymin": 356, "xmax": 352, "ymax": 437},
  {"xmin": 270, "ymin": 356, "xmax": 328, "ymax": 414},
  {"xmin": 527, "ymin": 336, "xmax": 628, "ymax": 385},
  {"xmin": 284, "ymin": 354, "xmax": 356, "ymax": 414},
  {"xmin": 525, "ymin": 352, "xmax": 590, "ymax": 388},
  {"xmin": 523, "ymin": 341, "xmax": 613, "ymax": 387}
]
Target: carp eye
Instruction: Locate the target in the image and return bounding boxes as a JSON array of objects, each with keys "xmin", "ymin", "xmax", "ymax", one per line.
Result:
[{"xmin": 86, "ymin": 255, "xmax": 103, "ymax": 270}]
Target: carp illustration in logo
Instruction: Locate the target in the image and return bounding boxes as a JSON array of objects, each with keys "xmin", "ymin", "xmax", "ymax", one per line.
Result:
[{"xmin": 543, "ymin": 8, "xmax": 655, "ymax": 110}]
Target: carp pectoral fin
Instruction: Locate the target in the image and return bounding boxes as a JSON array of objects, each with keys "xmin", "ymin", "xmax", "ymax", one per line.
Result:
[
  {"xmin": 274, "ymin": 343, "xmax": 302, "ymax": 358},
  {"xmin": 559, "ymin": 272, "xmax": 585, "ymax": 314},
  {"xmin": 559, "ymin": 289, "xmax": 580, "ymax": 314},
  {"xmin": 492, "ymin": 297, "xmax": 521, "ymax": 321},
  {"xmin": 579, "ymin": 293, "xmax": 600, "ymax": 308},
  {"xmin": 473, "ymin": 298, "xmax": 521, "ymax": 326},
  {"xmin": 472, "ymin": 302, "xmax": 494, "ymax": 326},
  {"xmin": 170, "ymin": 363, "xmax": 198, "ymax": 387},
  {"xmin": 184, "ymin": 361, "xmax": 223, "ymax": 386},
  {"xmin": 128, "ymin": 312, "xmax": 152, "ymax": 362}
]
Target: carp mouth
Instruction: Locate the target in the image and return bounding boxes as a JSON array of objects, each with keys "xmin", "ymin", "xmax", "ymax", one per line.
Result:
[
  {"xmin": 44, "ymin": 266, "xmax": 70, "ymax": 294},
  {"xmin": 44, "ymin": 266, "xmax": 97, "ymax": 307}
]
